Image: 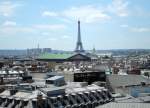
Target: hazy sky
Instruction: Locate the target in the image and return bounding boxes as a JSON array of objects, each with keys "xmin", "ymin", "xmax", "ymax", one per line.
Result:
[{"xmin": 0, "ymin": 0, "xmax": 150, "ymax": 50}]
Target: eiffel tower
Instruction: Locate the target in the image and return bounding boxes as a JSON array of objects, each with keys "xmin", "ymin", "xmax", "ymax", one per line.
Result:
[{"xmin": 75, "ymin": 21, "xmax": 85, "ymax": 53}]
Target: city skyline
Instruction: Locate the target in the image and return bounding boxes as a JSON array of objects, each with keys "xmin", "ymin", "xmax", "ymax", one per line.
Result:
[{"xmin": 0, "ymin": 0, "xmax": 150, "ymax": 51}]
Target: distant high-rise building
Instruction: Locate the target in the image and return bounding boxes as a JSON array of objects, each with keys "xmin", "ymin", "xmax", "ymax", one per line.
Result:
[
  {"xmin": 27, "ymin": 48, "xmax": 51, "ymax": 56},
  {"xmin": 75, "ymin": 21, "xmax": 85, "ymax": 53},
  {"xmin": 42, "ymin": 48, "xmax": 52, "ymax": 53}
]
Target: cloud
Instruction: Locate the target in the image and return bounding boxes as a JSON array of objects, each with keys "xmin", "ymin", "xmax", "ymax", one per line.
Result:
[
  {"xmin": 0, "ymin": 1, "xmax": 21, "ymax": 17},
  {"xmin": 42, "ymin": 5, "xmax": 110, "ymax": 23},
  {"xmin": 0, "ymin": 23, "xmax": 67, "ymax": 36},
  {"xmin": 61, "ymin": 35, "xmax": 71, "ymax": 39},
  {"xmin": 34, "ymin": 24, "xmax": 66, "ymax": 30},
  {"xmin": 41, "ymin": 1, "xmax": 130, "ymax": 23},
  {"xmin": 131, "ymin": 27, "xmax": 150, "ymax": 32},
  {"xmin": 63, "ymin": 6, "xmax": 110, "ymax": 23},
  {"xmin": 131, "ymin": 6, "xmax": 150, "ymax": 17},
  {"xmin": 108, "ymin": 0, "xmax": 129, "ymax": 17},
  {"xmin": 47, "ymin": 37, "xmax": 57, "ymax": 41},
  {"xmin": 41, "ymin": 32, "xmax": 50, "ymax": 36},
  {"xmin": 3, "ymin": 21, "xmax": 17, "ymax": 26},
  {"xmin": 120, "ymin": 24, "xmax": 128, "ymax": 28},
  {"xmin": 42, "ymin": 11, "xmax": 58, "ymax": 17},
  {"xmin": 0, "ymin": 26, "xmax": 36, "ymax": 35}
]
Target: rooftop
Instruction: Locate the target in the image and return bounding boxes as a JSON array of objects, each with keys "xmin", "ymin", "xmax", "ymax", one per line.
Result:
[
  {"xmin": 107, "ymin": 75, "xmax": 150, "ymax": 88},
  {"xmin": 37, "ymin": 53, "xmax": 91, "ymax": 61},
  {"xmin": 46, "ymin": 76, "xmax": 64, "ymax": 81},
  {"xmin": 96, "ymin": 102, "xmax": 150, "ymax": 108},
  {"xmin": 38, "ymin": 53, "xmax": 73, "ymax": 60}
]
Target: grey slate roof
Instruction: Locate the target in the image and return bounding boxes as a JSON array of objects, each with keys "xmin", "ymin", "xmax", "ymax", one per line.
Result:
[
  {"xmin": 107, "ymin": 75, "xmax": 150, "ymax": 88},
  {"xmin": 139, "ymin": 96, "xmax": 150, "ymax": 102},
  {"xmin": 116, "ymin": 97, "xmax": 143, "ymax": 103},
  {"xmin": 96, "ymin": 102, "xmax": 150, "ymax": 108}
]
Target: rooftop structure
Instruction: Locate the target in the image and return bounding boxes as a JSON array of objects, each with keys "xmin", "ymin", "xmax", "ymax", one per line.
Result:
[
  {"xmin": 38, "ymin": 53, "xmax": 72, "ymax": 60},
  {"xmin": 107, "ymin": 75, "xmax": 150, "ymax": 88},
  {"xmin": 0, "ymin": 83, "xmax": 113, "ymax": 108},
  {"xmin": 96, "ymin": 102, "xmax": 150, "ymax": 108},
  {"xmin": 46, "ymin": 76, "xmax": 65, "ymax": 86},
  {"xmin": 37, "ymin": 53, "xmax": 91, "ymax": 62},
  {"xmin": 0, "ymin": 70, "xmax": 24, "ymax": 75},
  {"xmin": 107, "ymin": 75, "xmax": 150, "ymax": 97}
]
